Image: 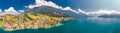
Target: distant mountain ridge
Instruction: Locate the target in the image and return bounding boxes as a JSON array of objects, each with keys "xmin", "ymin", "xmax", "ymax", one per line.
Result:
[
  {"xmin": 28, "ymin": 6, "xmax": 90, "ymax": 18},
  {"xmin": 1, "ymin": 6, "xmax": 120, "ymax": 18},
  {"xmin": 98, "ymin": 14, "xmax": 120, "ymax": 18}
]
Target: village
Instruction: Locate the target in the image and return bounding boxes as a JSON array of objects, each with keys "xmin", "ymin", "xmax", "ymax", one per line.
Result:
[{"xmin": 0, "ymin": 12, "xmax": 65, "ymax": 31}]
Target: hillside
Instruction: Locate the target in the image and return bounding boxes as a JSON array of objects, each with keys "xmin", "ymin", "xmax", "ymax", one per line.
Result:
[
  {"xmin": 28, "ymin": 6, "xmax": 90, "ymax": 18},
  {"xmin": 0, "ymin": 6, "xmax": 73, "ymax": 31}
]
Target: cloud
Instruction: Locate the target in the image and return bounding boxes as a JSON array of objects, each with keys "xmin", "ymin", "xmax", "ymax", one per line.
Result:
[
  {"xmin": 0, "ymin": 9, "xmax": 4, "ymax": 16},
  {"xmin": 0, "ymin": 0, "xmax": 81, "ymax": 16},
  {"xmin": 26, "ymin": 0, "xmax": 62, "ymax": 9},
  {"xmin": 86, "ymin": 10, "xmax": 120, "ymax": 16},
  {"xmin": 0, "ymin": 7, "xmax": 24, "ymax": 16},
  {"xmin": 4, "ymin": 7, "xmax": 20, "ymax": 15},
  {"xmin": 26, "ymin": 0, "xmax": 80, "ymax": 11},
  {"xmin": 0, "ymin": 0, "xmax": 117, "ymax": 17},
  {"xmin": 26, "ymin": 0, "xmax": 88, "ymax": 15},
  {"xmin": 18, "ymin": 10, "xmax": 24, "ymax": 13},
  {"xmin": 0, "ymin": 9, "xmax": 3, "ymax": 13}
]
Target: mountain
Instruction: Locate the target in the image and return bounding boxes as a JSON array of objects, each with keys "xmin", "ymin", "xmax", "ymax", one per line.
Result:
[
  {"xmin": 0, "ymin": 6, "xmax": 85, "ymax": 30},
  {"xmin": 98, "ymin": 14, "xmax": 120, "ymax": 18},
  {"xmin": 28, "ymin": 6, "xmax": 90, "ymax": 18},
  {"xmin": 0, "ymin": 6, "xmax": 91, "ymax": 30}
]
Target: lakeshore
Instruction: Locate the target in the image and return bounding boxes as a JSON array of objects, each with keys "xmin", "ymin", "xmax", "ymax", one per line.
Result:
[
  {"xmin": 0, "ymin": 12, "xmax": 71, "ymax": 31},
  {"xmin": 0, "ymin": 22, "xmax": 63, "ymax": 31},
  {"xmin": 0, "ymin": 18, "xmax": 120, "ymax": 33}
]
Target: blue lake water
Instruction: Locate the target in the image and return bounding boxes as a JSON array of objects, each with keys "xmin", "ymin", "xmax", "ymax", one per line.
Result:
[{"xmin": 1, "ymin": 17, "xmax": 120, "ymax": 33}]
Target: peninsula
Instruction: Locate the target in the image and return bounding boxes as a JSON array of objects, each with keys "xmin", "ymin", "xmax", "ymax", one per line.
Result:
[{"xmin": 0, "ymin": 6, "xmax": 73, "ymax": 31}]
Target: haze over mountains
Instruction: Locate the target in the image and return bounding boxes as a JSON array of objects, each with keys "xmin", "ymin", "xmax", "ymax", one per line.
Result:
[
  {"xmin": 98, "ymin": 14, "xmax": 120, "ymax": 18},
  {"xmin": 0, "ymin": 0, "xmax": 120, "ymax": 18},
  {"xmin": 28, "ymin": 6, "xmax": 90, "ymax": 18},
  {"xmin": 1, "ymin": 6, "xmax": 120, "ymax": 18}
]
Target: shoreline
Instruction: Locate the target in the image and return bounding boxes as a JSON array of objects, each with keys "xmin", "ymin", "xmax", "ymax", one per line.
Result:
[
  {"xmin": 0, "ymin": 16, "xmax": 71, "ymax": 31},
  {"xmin": 1, "ymin": 22, "xmax": 64, "ymax": 31}
]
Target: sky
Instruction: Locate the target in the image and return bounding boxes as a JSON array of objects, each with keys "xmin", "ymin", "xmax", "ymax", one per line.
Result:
[
  {"xmin": 1, "ymin": 0, "xmax": 120, "ymax": 16},
  {"xmin": 1, "ymin": 0, "xmax": 120, "ymax": 11},
  {"xmin": 47, "ymin": 0, "xmax": 120, "ymax": 11},
  {"xmin": 0, "ymin": 0, "xmax": 35, "ymax": 10}
]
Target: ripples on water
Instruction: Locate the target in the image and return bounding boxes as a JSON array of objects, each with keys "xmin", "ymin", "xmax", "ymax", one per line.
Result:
[
  {"xmin": 78, "ymin": 17, "xmax": 120, "ymax": 33},
  {"xmin": 0, "ymin": 17, "xmax": 120, "ymax": 33}
]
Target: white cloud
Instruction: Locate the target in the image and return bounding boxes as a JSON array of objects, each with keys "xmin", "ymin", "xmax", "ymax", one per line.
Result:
[
  {"xmin": 4, "ymin": 7, "xmax": 20, "ymax": 15},
  {"xmin": 62, "ymin": 7, "xmax": 73, "ymax": 10},
  {"xmin": 0, "ymin": 0, "xmax": 120, "ymax": 17},
  {"xmin": 1, "ymin": 0, "xmax": 85, "ymax": 16},
  {"xmin": 26, "ymin": 0, "xmax": 79, "ymax": 11},
  {"xmin": 0, "ymin": 9, "xmax": 4, "ymax": 16},
  {"xmin": 25, "ymin": 0, "xmax": 120, "ymax": 17},
  {"xmin": 0, "ymin": 9, "xmax": 2, "ymax": 12},
  {"xmin": 0, "ymin": 9, "xmax": 3, "ymax": 13},
  {"xmin": 87, "ymin": 10, "xmax": 120, "ymax": 16},
  {"xmin": 26, "ymin": 0, "xmax": 62, "ymax": 9},
  {"xmin": 26, "ymin": 0, "xmax": 87, "ymax": 14},
  {"xmin": 0, "ymin": 7, "xmax": 24, "ymax": 16},
  {"xmin": 18, "ymin": 10, "xmax": 24, "ymax": 13}
]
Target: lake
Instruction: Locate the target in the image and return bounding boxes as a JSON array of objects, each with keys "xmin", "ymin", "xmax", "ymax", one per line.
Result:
[{"xmin": 0, "ymin": 17, "xmax": 120, "ymax": 33}]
